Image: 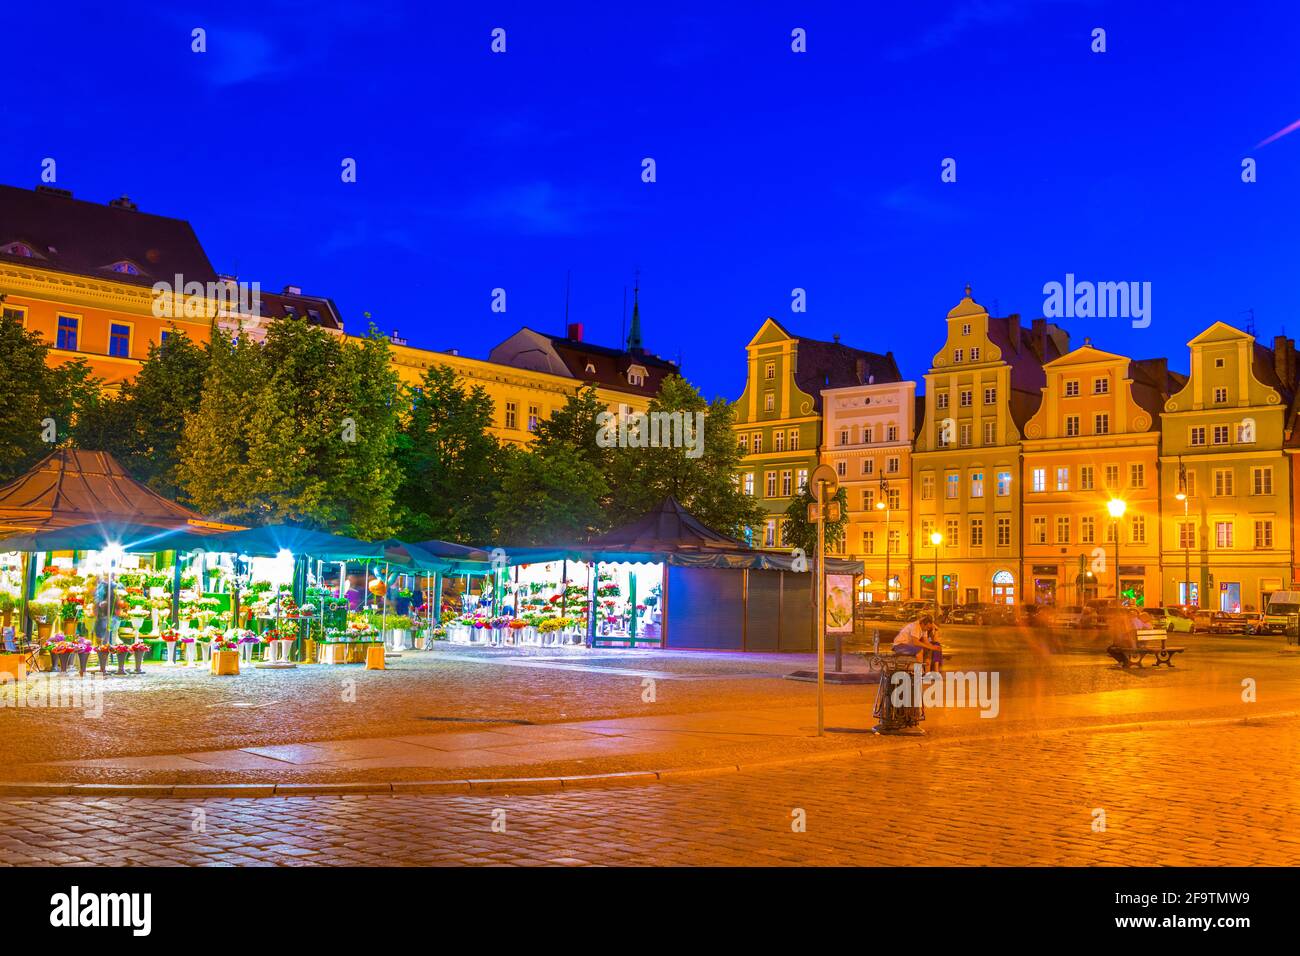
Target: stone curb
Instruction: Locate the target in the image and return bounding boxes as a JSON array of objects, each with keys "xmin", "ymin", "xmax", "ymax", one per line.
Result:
[{"xmin": 2, "ymin": 709, "xmax": 1295, "ymax": 799}]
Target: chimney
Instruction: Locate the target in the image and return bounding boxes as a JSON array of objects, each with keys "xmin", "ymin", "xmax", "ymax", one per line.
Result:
[
  {"xmin": 1031, "ymin": 317, "xmax": 1046, "ymax": 361},
  {"xmin": 855, "ymin": 357, "xmax": 867, "ymax": 384},
  {"xmin": 108, "ymin": 194, "xmax": 137, "ymax": 211},
  {"xmin": 389, "ymin": 329, "xmax": 407, "ymax": 347},
  {"xmin": 566, "ymin": 322, "xmax": 584, "ymax": 341},
  {"xmin": 1006, "ymin": 313, "xmax": 1021, "ymax": 354},
  {"xmin": 283, "ymin": 284, "xmax": 302, "ymax": 296},
  {"xmin": 1273, "ymin": 335, "xmax": 1297, "ymax": 389}
]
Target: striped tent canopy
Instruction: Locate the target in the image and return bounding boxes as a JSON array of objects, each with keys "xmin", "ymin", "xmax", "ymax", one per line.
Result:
[{"xmin": 0, "ymin": 449, "xmax": 236, "ymax": 537}]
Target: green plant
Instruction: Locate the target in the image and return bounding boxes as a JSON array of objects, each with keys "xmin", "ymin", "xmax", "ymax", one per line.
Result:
[
  {"xmin": 27, "ymin": 601, "xmax": 59, "ymax": 623},
  {"xmin": 0, "ymin": 593, "xmax": 17, "ymax": 613},
  {"xmin": 59, "ymin": 602, "xmax": 80, "ymax": 621}
]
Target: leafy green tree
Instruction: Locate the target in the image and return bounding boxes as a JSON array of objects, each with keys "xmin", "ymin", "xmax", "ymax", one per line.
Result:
[
  {"xmin": 781, "ymin": 483, "xmax": 850, "ymax": 556},
  {"xmin": 0, "ymin": 310, "xmax": 100, "ymax": 482},
  {"xmin": 74, "ymin": 330, "xmax": 209, "ymax": 498},
  {"xmin": 606, "ymin": 375, "xmax": 765, "ymax": 537},
  {"xmin": 532, "ymin": 385, "xmax": 612, "ymax": 480},
  {"xmin": 393, "ymin": 364, "xmax": 502, "ymax": 543},
  {"xmin": 492, "ymin": 443, "xmax": 608, "ymax": 546}
]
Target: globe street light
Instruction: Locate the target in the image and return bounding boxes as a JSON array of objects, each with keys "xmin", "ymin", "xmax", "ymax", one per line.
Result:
[
  {"xmin": 929, "ymin": 530, "xmax": 944, "ymax": 612},
  {"xmin": 875, "ymin": 494, "xmax": 891, "ymax": 603},
  {"xmin": 1107, "ymin": 498, "xmax": 1127, "ymax": 604}
]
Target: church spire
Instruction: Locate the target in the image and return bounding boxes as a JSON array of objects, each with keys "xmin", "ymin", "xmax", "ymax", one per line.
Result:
[{"xmin": 626, "ymin": 270, "xmax": 644, "ymax": 352}]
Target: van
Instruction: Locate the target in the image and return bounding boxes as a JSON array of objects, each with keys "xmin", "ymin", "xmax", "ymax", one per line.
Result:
[{"xmin": 1262, "ymin": 590, "xmax": 1300, "ymax": 634}]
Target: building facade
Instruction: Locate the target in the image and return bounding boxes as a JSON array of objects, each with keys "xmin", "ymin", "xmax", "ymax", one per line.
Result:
[
  {"xmin": 912, "ymin": 288, "xmax": 1068, "ymax": 607},
  {"xmin": 1020, "ymin": 342, "xmax": 1175, "ymax": 607},
  {"xmin": 1159, "ymin": 323, "xmax": 1296, "ymax": 612},
  {"xmin": 820, "ymin": 379, "xmax": 917, "ymax": 601},
  {"xmin": 733, "ymin": 317, "xmax": 898, "ymax": 548}
]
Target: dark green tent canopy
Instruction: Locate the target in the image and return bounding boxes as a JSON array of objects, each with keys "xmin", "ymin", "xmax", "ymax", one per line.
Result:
[{"xmin": 202, "ymin": 524, "xmax": 388, "ymax": 561}]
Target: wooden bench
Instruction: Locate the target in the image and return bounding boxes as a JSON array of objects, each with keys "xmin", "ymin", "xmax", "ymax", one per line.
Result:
[{"xmin": 1109, "ymin": 629, "xmax": 1186, "ymax": 668}]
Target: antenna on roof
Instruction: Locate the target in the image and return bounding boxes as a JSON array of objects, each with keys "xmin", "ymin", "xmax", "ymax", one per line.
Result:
[
  {"xmin": 564, "ymin": 270, "xmax": 571, "ymax": 325},
  {"xmin": 1240, "ymin": 308, "xmax": 1255, "ymax": 336},
  {"xmin": 621, "ymin": 286, "xmax": 628, "ymax": 350}
]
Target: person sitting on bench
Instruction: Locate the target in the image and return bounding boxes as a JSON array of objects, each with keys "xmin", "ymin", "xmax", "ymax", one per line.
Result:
[
  {"xmin": 893, "ymin": 614, "xmax": 943, "ymax": 672},
  {"xmin": 1107, "ymin": 609, "xmax": 1151, "ymax": 667}
]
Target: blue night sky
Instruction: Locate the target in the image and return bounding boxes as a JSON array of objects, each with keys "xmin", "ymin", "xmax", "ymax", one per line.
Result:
[{"xmin": 5, "ymin": 1, "xmax": 1299, "ymax": 399}]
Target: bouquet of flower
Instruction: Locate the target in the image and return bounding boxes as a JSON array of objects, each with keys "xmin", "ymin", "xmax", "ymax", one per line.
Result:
[
  {"xmin": 508, "ymin": 619, "xmax": 528, "ymax": 630},
  {"xmin": 160, "ymin": 628, "xmax": 180, "ymax": 642},
  {"xmin": 130, "ymin": 642, "xmax": 149, "ymax": 652}
]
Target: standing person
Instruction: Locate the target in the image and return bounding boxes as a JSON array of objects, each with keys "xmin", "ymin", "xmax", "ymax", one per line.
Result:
[
  {"xmin": 344, "ymin": 575, "xmax": 363, "ymax": 612},
  {"xmin": 893, "ymin": 613, "xmax": 943, "ymax": 672},
  {"xmin": 90, "ymin": 574, "xmax": 111, "ymax": 643}
]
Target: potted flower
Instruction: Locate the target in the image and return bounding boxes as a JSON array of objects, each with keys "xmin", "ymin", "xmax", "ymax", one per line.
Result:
[
  {"xmin": 49, "ymin": 640, "xmax": 74, "ymax": 672},
  {"xmin": 508, "ymin": 617, "xmax": 531, "ymax": 644},
  {"xmin": 0, "ymin": 593, "xmax": 18, "ymax": 629},
  {"xmin": 109, "ymin": 642, "xmax": 132, "ymax": 676},
  {"xmin": 210, "ymin": 636, "xmax": 240, "ymax": 675},
  {"xmin": 57, "ymin": 601, "xmax": 81, "ymax": 637},
  {"xmin": 94, "ymin": 642, "xmax": 112, "ymax": 675}
]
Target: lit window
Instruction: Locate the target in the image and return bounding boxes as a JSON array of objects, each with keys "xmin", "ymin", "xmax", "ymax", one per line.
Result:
[
  {"xmin": 56, "ymin": 315, "xmax": 78, "ymax": 351},
  {"xmin": 1064, "ymin": 379, "xmax": 1080, "ymax": 397},
  {"xmin": 108, "ymin": 323, "xmax": 130, "ymax": 358},
  {"xmin": 1032, "ymin": 468, "xmax": 1046, "ymax": 492},
  {"xmin": 970, "ymin": 472, "xmax": 984, "ymax": 498},
  {"xmin": 1056, "ymin": 517, "xmax": 1071, "ymax": 543},
  {"xmin": 996, "ymin": 471, "xmax": 1011, "ymax": 496},
  {"xmin": 505, "ymin": 402, "xmax": 517, "ymax": 429},
  {"xmin": 1093, "ymin": 377, "xmax": 1109, "ymax": 395},
  {"xmin": 110, "ymin": 260, "xmax": 140, "ymax": 275}
]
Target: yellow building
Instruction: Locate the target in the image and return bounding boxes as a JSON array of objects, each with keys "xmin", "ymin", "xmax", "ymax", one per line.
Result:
[
  {"xmin": 0, "ymin": 182, "xmax": 671, "ymax": 439},
  {"xmin": 912, "ymin": 287, "xmax": 1068, "ymax": 607},
  {"xmin": 1159, "ymin": 323, "xmax": 1296, "ymax": 612},
  {"xmin": 1020, "ymin": 342, "xmax": 1177, "ymax": 607},
  {"xmin": 820, "ymin": 378, "xmax": 917, "ymax": 601}
]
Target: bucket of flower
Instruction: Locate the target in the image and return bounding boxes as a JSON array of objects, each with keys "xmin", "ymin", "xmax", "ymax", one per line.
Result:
[
  {"xmin": 109, "ymin": 643, "xmax": 133, "ymax": 676},
  {"xmin": 210, "ymin": 636, "xmax": 240, "ymax": 676},
  {"xmin": 128, "ymin": 641, "xmax": 148, "ymax": 674},
  {"xmin": 94, "ymin": 643, "xmax": 112, "ymax": 675},
  {"xmin": 198, "ymin": 628, "xmax": 219, "ymax": 663},
  {"xmin": 508, "ymin": 618, "xmax": 530, "ymax": 645},
  {"xmin": 49, "ymin": 640, "xmax": 74, "ymax": 673},
  {"xmin": 256, "ymin": 627, "xmax": 297, "ymax": 668},
  {"xmin": 59, "ymin": 601, "xmax": 80, "ymax": 638},
  {"xmin": 236, "ymin": 631, "xmax": 260, "ymax": 664},
  {"xmin": 159, "ymin": 628, "xmax": 180, "ymax": 665},
  {"xmin": 180, "ymin": 634, "xmax": 197, "ymax": 665},
  {"xmin": 69, "ymin": 641, "xmax": 92, "ymax": 676}
]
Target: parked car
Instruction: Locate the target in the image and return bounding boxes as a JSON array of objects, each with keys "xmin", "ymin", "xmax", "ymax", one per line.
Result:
[
  {"xmin": 1147, "ymin": 606, "xmax": 1193, "ymax": 634},
  {"xmin": 1260, "ymin": 590, "xmax": 1300, "ymax": 635},
  {"xmin": 1052, "ymin": 605, "xmax": 1098, "ymax": 629},
  {"xmin": 1192, "ymin": 610, "xmax": 1249, "ymax": 634}
]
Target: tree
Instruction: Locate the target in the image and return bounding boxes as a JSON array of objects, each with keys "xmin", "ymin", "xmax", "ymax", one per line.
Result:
[
  {"xmin": 73, "ymin": 330, "xmax": 209, "ymax": 498},
  {"xmin": 605, "ymin": 375, "xmax": 765, "ymax": 537},
  {"xmin": 532, "ymin": 384, "xmax": 612, "ymax": 480},
  {"xmin": 781, "ymin": 483, "xmax": 850, "ymax": 556},
  {"xmin": 0, "ymin": 310, "xmax": 100, "ymax": 482},
  {"xmin": 176, "ymin": 320, "xmax": 401, "ymax": 536},
  {"xmin": 393, "ymin": 364, "xmax": 503, "ymax": 543},
  {"xmin": 492, "ymin": 443, "xmax": 608, "ymax": 546}
]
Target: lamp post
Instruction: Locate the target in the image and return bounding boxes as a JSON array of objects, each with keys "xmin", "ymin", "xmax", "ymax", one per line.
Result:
[
  {"xmin": 876, "ymin": 480, "xmax": 891, "ymax": 602},
  {"xmin": 1107, "ymin": 498, "xmax": 1127, "ymax": 604},
  {"xmin": 1176, "ymin": 459, "xmax": 1191, "ymax": 607},
  {"xmin": 929, "ymin": 530, "xmax": 943, "ymax": 612}
]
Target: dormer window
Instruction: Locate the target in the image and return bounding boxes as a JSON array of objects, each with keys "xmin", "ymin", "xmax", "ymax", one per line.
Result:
[
  {"xmin": 109, "ymin": 260, "xmax": 141, "ymax": 275},
  {"xmin": 627, "ymin": 364, "xmax": 648, "ymax": 387},
  {"xmin": 585, "ymin": 362, "xmax": 597, "ymax": 374},
  {"xmin": 283, "ymin": 305, "xmax": 297, "ymax": 317},
  {"xmin": 2, "ymin": 241, "xmax": 37, "ymax": 258}
]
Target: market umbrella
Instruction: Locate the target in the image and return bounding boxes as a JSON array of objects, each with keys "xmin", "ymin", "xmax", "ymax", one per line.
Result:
[
  {"xmin": 0, "ymin": 520, "xmax": 220, "ymax": 555},
  {"xmin": 202, "ymin": 524, "xmax": 388, "ymax": 561}
]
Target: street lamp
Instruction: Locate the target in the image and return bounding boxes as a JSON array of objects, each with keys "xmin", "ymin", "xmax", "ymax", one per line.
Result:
[
  {"xmin": 1107, "ymin": 498, "xmax": 1127, "ymax": 604},
  {"xmin": 1176, "ymin": 459, "xmax": 1192, "ymax": 608},
  {"xmin": 875, "ymin": 491, "xmax": 891, "ymax": 603},
  {"xmin": 929, "ymin": 530, "xmax": 944, "ymax": 612}
]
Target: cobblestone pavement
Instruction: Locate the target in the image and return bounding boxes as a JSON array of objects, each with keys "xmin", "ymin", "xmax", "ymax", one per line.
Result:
[{"xmin": 2, "ymin": 718, "xmax": 1297, "ymax": 866}]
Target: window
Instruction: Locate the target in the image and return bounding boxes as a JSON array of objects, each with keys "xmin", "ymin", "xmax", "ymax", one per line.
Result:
[
  {"xmin": 1093, "ymin": 377, "xmax": 1110, "ymax": 395},
  {"xmin": 628, "ymin": 370, "xmax": 644, "ymax": 386},
  {"xmin": 996, "ymin": 517, "xmax": 1011, "ymax": 546},
  {"xmin": 888, "ymin": 529, "xmax": 900, "ymax": 554},
  {"xmin": 954, "ymin": 349, "xmax": 964, "ymax": 363},
  {"xmin": 781, "ymin": 470, "xmax": 792, "ymax": 496},
  {"xmin": 738, "ymin": 434, "xmax": 749, "ymax": 453},
  {"xmin": 1104, "ymin": 464, "xmax": 1119, "ymax": 489},
  {"xmin": 56, "ymin": 315, "xmax": 79, "ymax": 351},
  {"xmin": 862, "ymin": 458, "xmax": 874, "ymax": 475},
  {"xmin": 1064, "ymin": 379, "xmax": 1080, "ymax": 397},
  {"xmin": 764, "ymin": 393, "xmax": 774, "ymax": 412},
  {"xmin": 764, "ymin": 362, "xmax": 775, "ymax": 380},
  {"xmin": 1183, "ymin": 471, "xmax": 1197, "ymax": 497},
  {"xmin": 1189, "ymin": 426, "xmax": 1206, "ymax": 446},
  {"xmin": 1056, "ymin": 516, "xmax": 1071, "ymax": 543},
  {"xmin": 1237, "ymin": 422, "xmax": 1253, "ymax": 444},
  {"xmin": 863, "ymin": 426, "xmax": 874, "ymax": 444},
  {"xmin": 838, "ymin": 429, "xmax": 849, "ymax": 446},
  {"xmin": 1214, "ymin": 468, "xmax": 1234, "ymax": 497},
  {"xmin": 1106, "ymin": 521, "xmax": 1119, "ymax": 545},
  {"xmin": 1131, "ymin": 515, "xmax": 1146, "ymax": 544},
  {"xmin": 835, "ymin": 460, "xmax": 846, "ymax": 477},
  {"xmin": 996, "ymin": 471, "xmax": 1012, "ymax": 496},
  {"xmin": 1213, "ymin": 387, "xmax": 1228, "ymax": 404},
  {"xmin": 1094, "ymin": 413, "xmax": 1110, "ymax": 435},
  {"xmin": 959, "ymin": 423, "xmax": 972, "ymax": 447},
  {"xmin": 1212, "ymin": 425, "xmax": 1229, "ymax": 445},
  {"xmin": 108, "ymin": 323, "xmax": 130, "ymax": 358},
  {"xmin": 862, "ymin": 530, "xmax": 875, "ymax": 554},
  {"xmin": 1130, "ymin": 463, "xmax": 1145, "ymax": 489},
  {"xmin": 764, "ymin": 520, "xmax": 777, "ymax": 548},
  {"xmin": 970, "ymin": 347, "xmax": 981, "ymax": 362},
  {"xmin": 775, "ymin": 431, "xmax": 785, "ymax": 452},
  {"xmin": 1178, "ymin": 521, "xmax": 1195, "ymax": 549},
  {"xmin": 1031, "ymin": 517, "xmax": 1047, "ymax": 545},
  {"xmin": 970, "ymin": 518, "xmax": 984, "ymax": 547},
  {"xmin": 946, "ymin": 473, "xmax": 959, "ymax": 499},
  {"xmin": 961, "ymin": 323, "xmax": 971, "ymax": 336},
  {"xmin": 887, "ymin": 487, "xmax": 900, "ymax": 510},
  {"xmin": 1081, "ymin": 516, "xmax": 1096, "ymax": 544},
  {"xmin": 1215, "ymin": 521, "xmax": 1234, "ymax": 549},
  {"xmin": 766, "ymin": 472, "xmax": 776, "ymax": 497},
  {"xmin": 921, "ymin": 473, "xmax": 935, "ymax": 500},
  {"xmin": 1252, "ymin": 466, "xmax": 1273, "ymax": 496},
  {"xmin": 983, "ymin": 421, "xmax": 996, "ymax": 445},
  {"xmin": 983, "ymin": 386, "xmax": 996, "ymax": 405},
  {"xmin": 1055, "ymin": 467, "xmax": 1069, "ymax": 491},
  {"xmin": 1, "ymin": 306, "xmax": 25, "ymax": 324},
  {"xmin": 796, "ymin": 468, "xmax": 808, "ymax": 493},
  {"xmin": 936, "ymin": 392, "xmax": 949, "ymax": 409},
  {"xmin": 921, "ymin": 519, "xmax": 935, "ymax": 544},
  {"xmin": 946, "ymin": 519, "xmax": 959, "ymax": 547},
  {"xmin": 970, "ymin": 472, "xmax": 984, "ymax": 498},
  {"xmin": 505, "ymin": 402, "xmax": 518, "ymax": 429},
  {"xmin": 960, "ymin": 390, "xmax": 972, "ymax": 407},
  {"xmin": 1065, "ymin": 415, "xmax": 1080, "ymax": 437},
  {"xmin": 1032, "ymin": 468, "xmax": 1046, "ymax": 493},
  {"xmin": 887, "ymin": 456, "xmax": 900, "ymax": 473},
  {"xmin": 753, "ymin": 434, "xmax": 762, "ymax": 454},
  {"xmin": 159, "ymin": 330, "xmax": 171, "ymax": 344},
  {"xmin": 743, "ymin": 473, "xmax": 754, "ymax": 496},
  {"xmin": 1079, "ymin": 465, "xmax": 1094, "ymax": 490},
  {"xmin": 887, "ymin": 425, "xmax": 898, "ymax": 442},
  {"xmin": 1255, "ymin": 520, "xmax": 1274, "ymax": 549},
  {"xmin": 862, "ymin": 489, "xmax": 874, "ymax": 510},
  {"xmin": 788, "ymin": 430, "xmax": 799, "ymax": 450},
  {"xmin": 527, "ymin": 404, "xmax": 540, "ymax": 432},
  {"xmin": 1215, "ymin": 357, "xmax": 1225, "ymax": 368}
]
